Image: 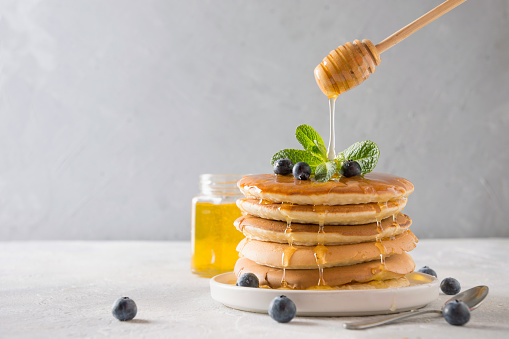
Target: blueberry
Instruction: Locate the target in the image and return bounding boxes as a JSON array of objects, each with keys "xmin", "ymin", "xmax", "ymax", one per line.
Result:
[
  {"xmin": 292, "ymin": 162, "xmax": 311, "ymax": 180},
  {"xmin": 273, "ymin": 159, "xmax": 294, "ymax": 175},
  {"xmin": 441, "ymin": 277, "xmax": 461, "ymax": 295},
  {"xmin": 269, "ymin": 295, "xmax": 296, "ymax": 323},
  {"xmin": 340, "ymin": 160, "xmax": 362, "ymax": 177},
  {"xmin": 112, "ymin": 297, "xmax": 137, "ymax": 321},
  {"xmin": 443, "ymin": 299, "xmax": 470, "ymax": 326},
  {"xmin": 236, "ymin": 273, "xmax": 259, "ymax": 288},
  {"xmin": 417, "ymin": 266, "xmax": 437, "ymax": 278}
]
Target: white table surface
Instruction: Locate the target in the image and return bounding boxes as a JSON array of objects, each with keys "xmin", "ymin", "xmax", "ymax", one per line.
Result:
[{"xmin": 1, "ymin": 239, "xmax": 508, "ymax": 338}]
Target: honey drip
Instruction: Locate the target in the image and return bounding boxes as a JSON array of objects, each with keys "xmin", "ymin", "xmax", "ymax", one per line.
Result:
[
  {"xmin": 281, "ymin": 218, "xmax": 294, "ymax": 288},
  {"xmin": 278, "ymin": 202, "xmax": 294, "ymax": 222},
  {"xmin": 281, "ymin": 273, "xmax": 288, "ymax": 288},
  {"xmin": 313, "ymin": 244, "xmax": 327, "ymax": 286},
  {"xmin": 313, "ymin": 206, "xmax": 328, "ymax": 286},
  {"xmin": 374, "ymin": 201, "xmax": 388, "ymax": 222},
  {"xmin": 392, "ymin": 213, "xmax": 400, "ymax": 228},
  {"xmin": 375, "ymin": 238, "xmax": 388, "ymax": 268},
  {"xmin": 376, "ymin": 220, "xmax": 383, "ymax": 235},
  {"xmin": 282, "ymin": 246, "xmax": 297, "ymax": 267},
  {"xmin": 257, "ymin": 199, "xmax": 272, "ymax": 205}
]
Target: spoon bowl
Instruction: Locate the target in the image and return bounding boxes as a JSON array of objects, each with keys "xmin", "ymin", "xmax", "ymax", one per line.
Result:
[
  {"xmin": 446, "ymin": 285, "xmax": 489, "ymax": 311},
  {"xmin": 344, "ymin": 285, "xmax": 489, "ymax": 330}
]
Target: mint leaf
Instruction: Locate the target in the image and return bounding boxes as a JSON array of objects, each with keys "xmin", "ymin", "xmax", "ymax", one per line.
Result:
[
  {"xmin": 270, "ymin": 149, "xmax": 323, "ymax": 171},
  {"xmin": 334, "ymin": 153, "xmax": 345, "ymax": 176},
  {"xmin": 314, "ymin": 140, "xmax": 327, "ymax": 159},
  {"xmin": 295, "ymin": 125, "xmax": 327, "ymax": 160},
  {"xmin": 314, "ymin": 161, "xmax": 337, "ymax": 182},
  {"xmin": 335, "ymin": 152, "xmax": 345, "ymax": 164},
  {"xmin": 341, "ymin": 140, "xmax": 380, "ymax": 175}
]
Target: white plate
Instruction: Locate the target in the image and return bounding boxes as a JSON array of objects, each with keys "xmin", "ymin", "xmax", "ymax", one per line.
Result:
[{"xmin": 210, "ymin": 272, "xmax": 438, "ymax": 316}]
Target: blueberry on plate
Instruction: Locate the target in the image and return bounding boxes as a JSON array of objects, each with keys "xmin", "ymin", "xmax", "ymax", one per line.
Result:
[
  {"xmin": 340, "ymin": 160, "xmax": 362, "ymax": 177},
  {"xmin": 112, "ymin": 297, "xmax": 137, "ymax": 321},
  {"xmin": 441, "ymin": 277, "xmax": 461, "ymax": 295},
  {"xmin": 273, "ymin": 158, "xmax": 294, "ymax": 175},
  {"xmin": 269, "ymin": 295, "xmax": 296, "ymax": 323},
  {"xmin": 443, "ymin": 299, "xmax": 470, "ymax": 326},
  {"xmin": 417, "ymin": 266, "xmax": 437, "ymax": 278},
  {"xmin": 293, "ymin": 162, "xmax": 311, "ymax": 180},
  {"xmin": 236, "ymin": 273, "xmax": 259, "ymax": 288}
]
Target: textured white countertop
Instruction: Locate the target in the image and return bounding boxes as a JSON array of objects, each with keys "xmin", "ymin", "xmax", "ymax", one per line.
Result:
[{"xmin": 1, "ymin": 239, "xmax": 508, "ymax": 338}]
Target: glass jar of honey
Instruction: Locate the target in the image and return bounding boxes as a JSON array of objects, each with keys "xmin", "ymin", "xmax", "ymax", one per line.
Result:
[{"xmin": 191, "ymin": 174, "xmax": 246, "ymax": 277}]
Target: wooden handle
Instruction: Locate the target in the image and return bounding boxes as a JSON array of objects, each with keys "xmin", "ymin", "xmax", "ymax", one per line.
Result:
[{"xmin": 376, "ymin": 0, "xmax": 467, "ymax": 53}]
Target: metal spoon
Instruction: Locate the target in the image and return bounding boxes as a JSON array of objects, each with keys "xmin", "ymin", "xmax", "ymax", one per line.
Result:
[{"xmin": 344, "ymin": 285, "xmax": 489, "ymax": 330}]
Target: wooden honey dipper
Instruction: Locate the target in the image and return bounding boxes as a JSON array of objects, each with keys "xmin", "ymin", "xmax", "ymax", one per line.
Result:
[{"xmin": 314, "ymin": 0, "xmax": 467, "ymax": 98}]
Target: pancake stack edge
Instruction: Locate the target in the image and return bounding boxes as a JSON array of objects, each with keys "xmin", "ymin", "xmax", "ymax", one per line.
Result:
[{"xmin": 233, "ymin": 172, "xmax": 417, "ymax": 290}]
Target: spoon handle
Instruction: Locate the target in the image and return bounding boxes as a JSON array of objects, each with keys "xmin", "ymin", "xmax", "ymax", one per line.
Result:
[{"xmin": 344, "ymin": 309, "xmax": 442, "ymax": 330}]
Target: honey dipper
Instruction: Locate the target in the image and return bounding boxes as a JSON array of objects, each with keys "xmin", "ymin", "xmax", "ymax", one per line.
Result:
[{"xmin": 314, "ymin": 0, "xmax": 467, "ymax": 98}]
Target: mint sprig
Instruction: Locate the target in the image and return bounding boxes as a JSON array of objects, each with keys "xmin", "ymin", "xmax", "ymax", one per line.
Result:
[
  {"xmin": 295, "ymin": 125, "xmax": 327, "ymax": 160},
  {"xmin": 315, "ymin": 160, "xmax": 337, "ymax": 182},
  {"xmin": 336, "ymin": 140, "xmax": 380, "ymax": 175},
  {"xmin": 271, "ymin": 125, "xmax": 380, "ymax": 182}
]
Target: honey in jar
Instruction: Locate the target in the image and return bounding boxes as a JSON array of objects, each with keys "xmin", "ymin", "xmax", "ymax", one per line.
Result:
[{"xmin": 191, "ymin": 174, "xmax": 245, "ymax": 277}]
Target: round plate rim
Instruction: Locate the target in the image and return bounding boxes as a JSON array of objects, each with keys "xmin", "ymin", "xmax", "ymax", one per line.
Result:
[{"xmin": 210, "ymin": 272, "xmax": 439, "ymax": 316}]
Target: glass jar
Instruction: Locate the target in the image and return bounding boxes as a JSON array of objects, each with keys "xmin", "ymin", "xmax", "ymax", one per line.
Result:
[{"xmin": 191, "ymin": 174, "xmax": 246, "ymax": 277}]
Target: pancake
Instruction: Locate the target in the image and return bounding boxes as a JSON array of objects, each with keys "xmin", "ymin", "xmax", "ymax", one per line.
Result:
[
  {"xmin": 234, "ymin": 253, "xmax": 415, "ymax": 289},
  {"xmin": 238, "ymin": 172, "xmax": 414, "ymax": 206},
  {"xmin": 237, "ymin": 198, "xmax": 407, "ymax": 225},
  {"xmin": 234, "ymin": 213, "xmax": 411, "ymax": 245},
  {"xmin": 237, "ymin": 230, "xmax": 417, "ymax": 269}
]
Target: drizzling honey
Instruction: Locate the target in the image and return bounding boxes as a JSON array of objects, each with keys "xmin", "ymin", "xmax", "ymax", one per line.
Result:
[{"xmin": 327, "ymin": 97, "xmax": 336, "ymax": 160}]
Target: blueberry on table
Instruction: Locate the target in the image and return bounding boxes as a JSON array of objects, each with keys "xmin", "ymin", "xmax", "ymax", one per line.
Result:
[
  {"xmin": 269, "ymin": 295, "xmax": 296, "ymax": 323},
  {"xmin": 340, "ymin": 160, "xmax": 362, "ymax": 177},
  {"xmin": 236, "ymin": 273, "xmax": 259, "ymax": 288},
  {"xmin": 417, "ymin": 266, "xmax": 437, "ymax": 278},
  {"xmin": 273, "ymin": 159, "xmax": 294, "ymax": 175},
  {"xmin": 441, "ymin": 277, "xmax": 461, "ymax": 295},
  {"xmin": 292, "ymin": 162, "xmax": 311, "ymax": 180},
  {"xmin": 443, "ymin": 300, "xmax": 470, "ymax": 326},
  {"xmin": 112, "ymin": 297, "xmax": 137, "ymax": 321}
]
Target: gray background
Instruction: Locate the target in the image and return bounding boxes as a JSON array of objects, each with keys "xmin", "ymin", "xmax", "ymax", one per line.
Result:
[{"xmin": 1, "ymin": 0, "xmax": 508, "ymax": 240}]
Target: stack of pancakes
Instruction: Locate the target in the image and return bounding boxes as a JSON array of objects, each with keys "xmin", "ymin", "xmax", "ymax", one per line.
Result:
[{"xmin": 233, "ymin": 172, "xmax": 417, "ymax": 290}]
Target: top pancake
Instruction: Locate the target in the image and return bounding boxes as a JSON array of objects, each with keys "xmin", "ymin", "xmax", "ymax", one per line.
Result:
[{"xmin": 238, "ymin": 172, "xmax": 414, "ymax": 205}]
